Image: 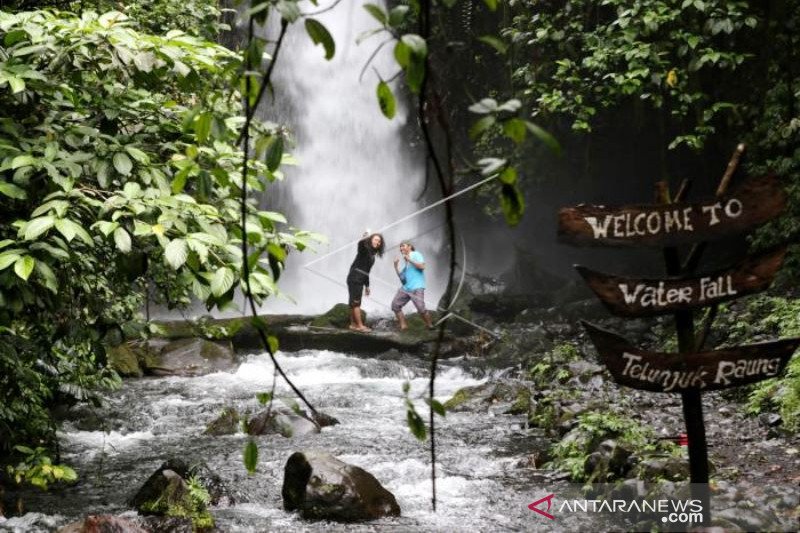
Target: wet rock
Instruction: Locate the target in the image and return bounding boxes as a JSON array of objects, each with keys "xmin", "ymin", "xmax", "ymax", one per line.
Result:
[
  {"xmin": 715, "ymin": 507, "xmax": 772, "ymax": 532},
  {"xmin": 145, "ymin": 338, "xmax": 236, "ymax": 377},
  {"xmin": 132, "ymin": 459, "xmax": 234, "ymax": 509},
  {"xmin": 758, "ymin": 412, "xmax": 782, "ymax": 428},
  {"xmin": 204, "ymin": 407, "xmax": 240, "ymax": 436},
  {"xmin": 310, "ymin": 304, "xmax": 365, "ymax": 329},
  {"xmin": 282, "ymin": 451, "xmax": 400, "ymax": 521},
  {"xmin": 584, "ymin": 440, "xmax": 633, "ymax": 480},
  {"xmin": 247, "ymin": 409, "xmax": 321, "ymax": 438},
  {"xmin": 57, "ymin": 515, "xmax": 147, "ymax": 533},
  {"xmin": 311, "ymin": 411, "xmax": 340, "ymax": 428},
  {"xmin": 635, "ymin": 454, "xmax": 689, "ymax": 482},
  {"xmin": 138, "ymin": 516, "xmax": 194, "ymax": 533},
  {"xmin": 443, "ymin": 381, "xmax": 529, "ymax": 412}
]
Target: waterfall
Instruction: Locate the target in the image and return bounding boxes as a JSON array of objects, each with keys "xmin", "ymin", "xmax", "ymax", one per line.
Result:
[{"xmin": 259, "ymin": 0, "xmax": 444, "ymax": 316}]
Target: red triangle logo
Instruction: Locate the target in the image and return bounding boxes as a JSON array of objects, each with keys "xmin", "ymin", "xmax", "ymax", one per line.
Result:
[{"xmin": 528, "ymin": 493, "xmax": 555, "ymax": 520}]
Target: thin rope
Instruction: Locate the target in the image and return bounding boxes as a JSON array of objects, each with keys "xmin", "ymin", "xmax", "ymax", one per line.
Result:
[{"xmin": 303, "ymin": 174, "xmax": 496, "ymax": 268}]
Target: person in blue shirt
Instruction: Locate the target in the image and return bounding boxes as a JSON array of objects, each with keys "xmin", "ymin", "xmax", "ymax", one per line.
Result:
[{"xmin": 391, "ymin": 240, "xmax": 433, "ymax": 330}]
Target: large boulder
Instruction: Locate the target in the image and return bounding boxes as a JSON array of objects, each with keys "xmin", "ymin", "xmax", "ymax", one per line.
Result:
[
  {"xmin": 105, "ymin": 344, "xmax": 144, "ymax": 377},
  {"xmin": 282, "ymin": 451, "xmax": 400, "ymax": 521},
  {"xmin": 247, "ymin": 409, "xmax": 321, "ymax": 438},
  {"xmin": 144, "ymin": 338, "xmax": 236, "ymax": 376}
]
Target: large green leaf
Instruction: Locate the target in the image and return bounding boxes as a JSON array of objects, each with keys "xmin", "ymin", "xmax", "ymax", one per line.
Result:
[
  {"xmin": 114, "ymin": 227, "xmax": 132, "ymax": 253},
  {"xmin": 211, "ymin": 266, "xmax": 235, "ymax": 297},
  {"xmin": 113, "ymin": 152, "xmax": 133, "ymax": 176},
  {"xmin": 0, "ymin": 252, "xmax": 21, "ymax": 271},
  {"xmin": 23, "ymin": 216, "xmax": 55, "ymax": 240},
  {"xmin": 0, "ymin": 180, "xmax": 26, "ymax": 199},
  {"xmin": 14, "ymin": 255, "xmax": 35, "ymax": 281},
  {"xmin": 305, "ymin": 19, "xmax": 335, "ymax": 60},
  {"xmin": 164, "ymin": 238, "xmax": 188, "ymax": 269}
]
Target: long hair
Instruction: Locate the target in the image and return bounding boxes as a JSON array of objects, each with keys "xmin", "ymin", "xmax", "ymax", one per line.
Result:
[{"xmin": 369, "ymin": 233, "xmax": 386, "ymax": 257}]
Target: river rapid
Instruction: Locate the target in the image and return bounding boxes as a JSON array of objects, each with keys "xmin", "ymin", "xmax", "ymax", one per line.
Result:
[{"xmin": 1, "ymin": 348, "xmax": 563, "ymax": 532}]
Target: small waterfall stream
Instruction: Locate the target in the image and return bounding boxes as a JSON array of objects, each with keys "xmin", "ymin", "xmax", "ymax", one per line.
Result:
[
  {"xmin": 0, "ymin": 349, "xmax": 556, "ymax": 532},
  {"xmin": 260, "ymin": 0, "xmax": 443, "ymax": 316}
]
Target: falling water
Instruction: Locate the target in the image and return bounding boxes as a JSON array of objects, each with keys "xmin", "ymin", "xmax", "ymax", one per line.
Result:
[{"xmin": 259, "ymin": 0, "xmax": 444, "ymax": 316}]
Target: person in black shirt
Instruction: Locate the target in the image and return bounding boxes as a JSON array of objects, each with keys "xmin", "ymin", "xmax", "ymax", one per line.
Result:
[{"xmin": 346, "ymin": 231, "xmax": 385, "ymax": 331}]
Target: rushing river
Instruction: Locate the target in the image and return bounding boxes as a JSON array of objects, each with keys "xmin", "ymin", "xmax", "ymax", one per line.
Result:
[{"xmin": 1, "ymin": 349, "xmax": 560, "ymax": 532}]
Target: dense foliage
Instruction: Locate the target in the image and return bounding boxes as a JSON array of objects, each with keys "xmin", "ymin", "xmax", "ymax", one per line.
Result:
[{"xmin": 0, "ymin": 0, "xmax": 317, "ymax": 474}]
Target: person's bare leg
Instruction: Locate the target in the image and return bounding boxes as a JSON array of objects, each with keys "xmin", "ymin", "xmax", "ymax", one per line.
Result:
[
  {"xmin": 395, "ymin": 311, "xmax": 408, "ymax": 330},
  {"xmin": 349, "ymin": 306, "xmax": 361, "ymax": 330},
  {"xmin": 423, "ymin": 312, "xmax": 433, "ymax": 328}
]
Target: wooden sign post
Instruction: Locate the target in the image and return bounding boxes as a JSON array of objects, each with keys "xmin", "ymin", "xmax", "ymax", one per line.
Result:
[{"xmin": 557, "ymin": 146, "xmax": 797, "ymax": 526}]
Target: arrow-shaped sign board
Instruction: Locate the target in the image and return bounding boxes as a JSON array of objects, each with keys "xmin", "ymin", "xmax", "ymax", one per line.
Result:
[
  {"xmin": 558, "ymin": 175, "xmax": 785, "ymax": 247},
  {"xmin": 583, "ymin": 321, "xmax": 799, "ymax": 393},
  {"xmin": 576, "ymin": 248, "xmax": 786, "ymax": 317}
]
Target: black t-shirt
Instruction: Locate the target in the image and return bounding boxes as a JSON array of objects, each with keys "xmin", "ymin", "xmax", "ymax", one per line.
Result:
[{"xmin": 347, "ymin": 238, "xmax": 375, "ymax": 286}]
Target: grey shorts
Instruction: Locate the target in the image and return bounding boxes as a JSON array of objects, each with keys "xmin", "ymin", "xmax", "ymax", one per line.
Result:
[{"xmin": 391, "ymin": 288, "xmax": 426, "ymax": 314}]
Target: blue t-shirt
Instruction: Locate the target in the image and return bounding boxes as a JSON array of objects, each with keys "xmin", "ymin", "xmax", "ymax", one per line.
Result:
[{"xmin": 401, "ymin": 251, "xmax": 426, "ymax": 291}]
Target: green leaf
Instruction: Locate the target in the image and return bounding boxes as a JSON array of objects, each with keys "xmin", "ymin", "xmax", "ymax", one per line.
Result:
[
  {"xmin": 93, "ymin": 221, "xmax": 119, "ymax": 237},
  {"xmin": 0, "ymin": 180, "xmax": 26, "ymax": 199},
  {"xmin": 14, "ymin": 255, "xmax": 35, "ymax": 281},
  {"xmin": 124, "ymin": 146, "xmax": 150, "ymax": 164},
  {"xmin": 503, "ymin": 118, "xmax": 527, "ymax": 144},
  {"xmin": 34, "ymin": 260, "xmax": 58, "ymax": 293},
  {"xmin": 54, "ymin": 219, "xmax": 92, "ymax": 245},
  {"xmin": 305, "ymin": 19, "xmax": 335, "ymax": 60},
  {"xmin": 401, "ymin": 34, "xmax": 428, "ymax": 57},
  {"xmin": 524, "ymin": 121, "xmax": 561, "ymax": 155},
  {"xmin": 256, "ymin": 392, "xmax": 273, "ymax": 405},
  {"xmin": 265, "ymin": 136, "xmax": 284, "ymax": 173},
  {"xmin": 500, "ymin": 182, "xmax": 525, "ymax": 226},
  {"xmin": 113, "ymin": 152, "xmax": 133, "ymax": 176},
  {"xmin": 258, "ymin": 211, "xmax": 288, "ymax": 224},
  {"xmin": 194, "ymin": 113, "xmax": 212, "ymax": 144},
  {"xmin": 165, "ymin": 239, "xmax": 188, "ymax": 269},
  {"xmin": 243, "ymin": 439, "xmax": 259, "ymax": 474},
  {"xmin": 276, "ymin": 0, "xmax": 301, "ymax": 22},
  {"xmin": 468, "ymin": 98, "xmax": 498, "ymax": 114},
  {"xmin": 482, "ymin": 0, "xmax": 498, "ymax": 11},
  {"xmin": 406, "ymin": 407, "xmax": 427, "ymax": 441},
  {"xmin": 10, "ymin": 155, "xmax": 36, "ymax": 169},
  {"xmin": 469, "ymin": 115, "xmax": 496, "ymax": 139},
  {"xmin": 376, "ymin": 80, "xmax": 396, "ymax": 119},
  {"xmin": 211, "ymin": 267, "xmax": 235, "ymax": 297},
  {"xmin": 363, "ymin": 3, "xmax": 388, "ymax": 25},
  {"xmin": 0, "ymin": 252, "xmax": 21, "ymax": 271},
  {"xmin": 498, "ymin": 167, "xmax": 517, "ymax": 185},
  {"xmin": 23, "ymin": 216, "xmax": 55, "ymax": 240},
  {"xmin": 388, "ymin": 5, "xmax": 409, "ymax": 27},
  {"xmin": 267, "ymin": 335, "xmax": 279, "ymax": 354},
  {"xmin": 429, "ymin": 398, "xmax": 446, "ymax": 417},
  {"xmin": 114, "ymin": 227, "xmax": 132, "ymax": 253},
  {"xmin": 477, "ymin": 35, "xmax": 507, "ymax": 55}
]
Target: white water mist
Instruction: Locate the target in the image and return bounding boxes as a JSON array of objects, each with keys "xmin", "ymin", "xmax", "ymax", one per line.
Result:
[{"xmin": 259, "ymin": 0, "xmax": 443, "ymax": 315}]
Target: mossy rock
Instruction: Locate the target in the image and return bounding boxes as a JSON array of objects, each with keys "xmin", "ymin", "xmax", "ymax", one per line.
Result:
[
  {"xmin": 204, "ymin": 407, "xmax": 240, "ymax": 436},
  {"xmin": 106, "ymin": 344, "xmax": 143, "ymax": 377},
  {"xmin": 311, "ymin": 304, "xmax": 365, "ymax": 329}
]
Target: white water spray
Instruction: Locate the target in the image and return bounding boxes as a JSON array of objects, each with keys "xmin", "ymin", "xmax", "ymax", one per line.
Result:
[{"xmin": 260, "ymin": 0, "xmax": 443, "ymax": 315}]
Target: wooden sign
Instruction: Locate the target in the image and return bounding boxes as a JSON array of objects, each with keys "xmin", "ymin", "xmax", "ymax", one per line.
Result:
[
  {"xmin": 583, "ymin": 321, "xmax": 799, "ymax": 393},
  {"xmin": 558, "ymin": 175, "xmax": 785, "ymax": 247},
  {"xmin": 575, "ymin": 248, "xmax": 786, "ymax": 317}
]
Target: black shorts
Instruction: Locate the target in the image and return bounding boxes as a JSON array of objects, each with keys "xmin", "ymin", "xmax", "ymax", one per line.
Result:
[{"xmin": 348, "ymin": 280, "xmax": 365, "ymax": 307}]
